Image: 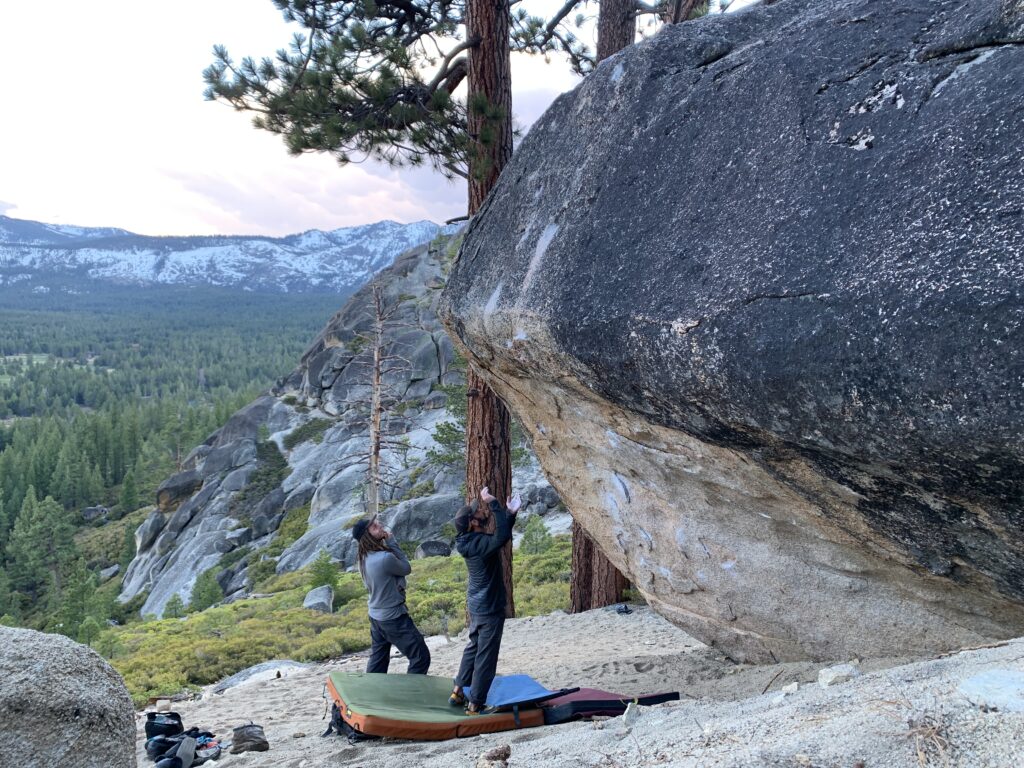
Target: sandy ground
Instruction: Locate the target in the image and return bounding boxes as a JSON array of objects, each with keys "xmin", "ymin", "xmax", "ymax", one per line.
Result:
[{"xmin": 135, "ymin": 606, "xmax": 1024, "ymax": 767}]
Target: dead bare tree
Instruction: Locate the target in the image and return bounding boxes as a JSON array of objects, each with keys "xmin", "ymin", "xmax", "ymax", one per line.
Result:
[{"xmin": 344, "ymin": 284, "xmax": 426, "ymax": 517}]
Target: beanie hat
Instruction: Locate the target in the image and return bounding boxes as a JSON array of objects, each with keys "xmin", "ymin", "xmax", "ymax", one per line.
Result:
[{"xmin": 351, "ymin": 518, "xmax": 371, "ymax": 541}]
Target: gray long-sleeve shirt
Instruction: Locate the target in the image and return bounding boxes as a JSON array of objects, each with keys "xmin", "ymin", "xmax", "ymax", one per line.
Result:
[{"xmin": 362, "ymin": 538, "xmax": 412, "ymax": 621}]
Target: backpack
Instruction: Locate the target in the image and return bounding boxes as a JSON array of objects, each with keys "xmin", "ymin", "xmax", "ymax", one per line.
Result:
[
  {"xmin": 229, "ymin": 723, "xmax": 270, "ymax": 754},
  {"xmin": 145, "ymin": 712, "xmax": 184, "ymax": 740},
  {"xmin": 321, "ymin": 702, "xmax": 381, "ymax": 745}
]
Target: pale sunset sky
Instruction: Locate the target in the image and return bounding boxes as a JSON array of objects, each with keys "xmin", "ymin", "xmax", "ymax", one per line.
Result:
[{"xmin": 0, "ymin": 0, "xmax": 751, "ymax": 237}]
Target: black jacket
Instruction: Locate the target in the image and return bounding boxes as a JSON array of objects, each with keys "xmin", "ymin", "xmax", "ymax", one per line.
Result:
[{"xmin": 455, "ymin": 499, "xmax": 514, "ymax": 617}]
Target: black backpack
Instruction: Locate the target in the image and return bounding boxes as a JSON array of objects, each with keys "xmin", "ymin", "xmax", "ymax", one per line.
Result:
[
  {"xmin": 145, "ymin": 712, "xmax": 184, "ymax": 740},
  {"xmin": 321, "ymin": 703, "xmax": 380, "ymax": 745}
]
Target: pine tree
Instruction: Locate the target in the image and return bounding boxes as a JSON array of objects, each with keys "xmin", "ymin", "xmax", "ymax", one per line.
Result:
[
  {"xmin": 0, "ymin": 485, "xmax": 7, "ymax": 550},
  {"xmin": 55, "ymin": 559, "xmax": 94, "ymax": 639},
  {"xmin": 309, "ymin": 550, "xmax": 339, "ymax": 591},
  {"xmin": 7, "ymin": 486, "xmax": 44, "ymax": 594},
  {"xmin": 520, "ymin": 515, "xmax": 552, "ymax": 555},
  {"xmin": 78, "ymin": 615, "xmax": 102, "ymax": 646},
  {"xmin": 188, "ymin": 569, "xmax": 223, "ymax": 614},
  {"xmin": 119, "ymin": 525, "xmax": 136, "ymax": 570},
  {"xmin": 569, "ymin": 0, "xmax": 635, "ymax": 615},
  {"xmin": 119, "ymin": 469, "xmax": 139, "ymax": 514},
  {"xmin": 164, "ymin": 593, "xmax": 186, "ymax": 619},
  {"xmin": 0, "ymin": 566, "xmax": 12, "ymax": 619}
]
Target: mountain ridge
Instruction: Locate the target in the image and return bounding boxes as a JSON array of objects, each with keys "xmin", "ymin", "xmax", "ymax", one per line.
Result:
[{"xmin": 0, "ymin": 214, "xmax": 445, "ymax": 293}]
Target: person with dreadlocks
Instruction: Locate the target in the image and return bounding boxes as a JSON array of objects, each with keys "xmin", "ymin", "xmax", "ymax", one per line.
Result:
[
  {"xmin": 352, "ymin": 518, "xmax": 430, "ymax": 674},
  {"xmin": 448, "ymin": 485, "xmax": 522, "ymax": 714}
]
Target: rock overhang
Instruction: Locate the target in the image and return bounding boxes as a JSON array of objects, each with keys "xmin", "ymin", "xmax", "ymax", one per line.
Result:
[{"xmin": 440, "ymin": 0, "xmax": 1024, "ymax": 661}]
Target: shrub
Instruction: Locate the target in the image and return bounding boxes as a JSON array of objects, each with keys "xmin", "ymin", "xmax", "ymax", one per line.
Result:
[
  {"xmin": 231, "ymin": 441, "xmax": 290, "ymax": 518},
  {"xmin": 246, "ymin": 557, "xmax": 277, "ymax": 588},
  {"xmin": 74, "ymin": 507, "xmax": 150, "ymax": 568},
  {"xmin": 263, "ymin": 505, "xmax": 310, "ymax": 558},
  {"xmin": 283, "ymin": 418, "xmax": 333, "ymax": 450},
  {"xmin": 218, "ymin": 545, "xmax": 252, "ymax": 571}
]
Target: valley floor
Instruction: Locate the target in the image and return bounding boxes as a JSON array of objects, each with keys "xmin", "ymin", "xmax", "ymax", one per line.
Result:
[{"xmin": 134, "ymin": 606, "xmax": 1024, "ymax": 767}]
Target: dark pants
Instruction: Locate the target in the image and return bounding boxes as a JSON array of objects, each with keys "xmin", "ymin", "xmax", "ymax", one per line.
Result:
[
  {"xmin": 366, "ymin": 613, "xmax": 431, "ymax": 674},
  {"xmin": 454, "ymin": 613, "xmax": 505, "ymax": 708}
]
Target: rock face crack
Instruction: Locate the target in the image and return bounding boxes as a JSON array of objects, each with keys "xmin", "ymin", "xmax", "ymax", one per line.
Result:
[
  {"xmin": 919, "ymin": 37, "xmax": 1024, "ymax": 62},
  {"xmin": 816, "ymin": 54, "xmax": 886, "ymax": 93},
  {"xmin": 742, "ymin": 292, "xmax": 823, "ymax": 305}
]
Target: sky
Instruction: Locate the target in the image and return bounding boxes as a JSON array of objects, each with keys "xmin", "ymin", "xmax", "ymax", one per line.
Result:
[
  {"xmin": 0, "ymin": 1, "xmax": 585, "ymax": 237},
  {"xmin": 0, "ymin": 1, "xmax": 755, "ymax": 238}
]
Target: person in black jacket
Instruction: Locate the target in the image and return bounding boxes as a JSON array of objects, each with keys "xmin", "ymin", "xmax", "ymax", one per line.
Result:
[{"xmin": 449, "ymin": 485, "xmax": 522, "ymax": 714}]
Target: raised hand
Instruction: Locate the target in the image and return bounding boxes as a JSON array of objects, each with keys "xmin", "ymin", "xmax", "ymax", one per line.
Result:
[
  {"xmin": 506, "ymin": 493, "xmax": 522, "ymax": 514},
  {"xmin": 479, "ymin": 486, "xmax": 496, "ymax": 503}
]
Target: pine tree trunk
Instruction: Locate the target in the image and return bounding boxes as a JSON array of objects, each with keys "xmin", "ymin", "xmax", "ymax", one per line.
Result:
[
  {"xmin": 465, "ymin": 0, "xmax": 515, "ymax": 617},
  {"xmin": 467, "ymin": 0, "xmax": 513, "ymax": 214},
  {"xmin": 570, "ymin": 520, "xmax": 629, "ymax": 611},
  {"xmin": 597, "ymin": 0, "xmax": 635, "ymax": 61},
  {"xmin": 568, "ymin": 0, "xmax": 635, "ymax": 614},
  {"xmin": 569, "ymin": 520, "xmax": 594, "ymax": 613}
]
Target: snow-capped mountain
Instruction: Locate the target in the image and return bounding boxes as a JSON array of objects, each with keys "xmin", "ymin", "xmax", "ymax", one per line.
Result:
[{"xmin": 0, "ymin": 215, "xmax": 445, "ymax": 293}]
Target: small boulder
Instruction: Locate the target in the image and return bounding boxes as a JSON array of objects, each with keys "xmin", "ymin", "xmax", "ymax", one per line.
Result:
[
  {"xmin": 423, "ymin": 390, "xmax": 448, "ymax": 409},
  {"xmin": 818, "ymin": 663, "xmax": 861, "ymax": 689},
  {"xmin": 415, "ymin": 541, "xmax": 452, "ymax": 559},
  {"xmin": 82, "ymin": 505, "xmax": 110, "ymax": 523},
  {"xmin": 303, "ymin": 585, "xmax": 334, "ymax": 613},
  {"xmin": 0, "ymin": 626, "xmax": 134, "ymax": 768},
  {"xmin": 476, "ymin": 744, "xmax": 511, "ymax": 768},
  {"xmin": 99, "ymin": 564, "xmax": 121, "ymax": 582}
]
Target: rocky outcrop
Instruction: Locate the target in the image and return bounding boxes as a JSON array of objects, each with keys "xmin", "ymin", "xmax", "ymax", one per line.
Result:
[
  {"xmin": 440, "ymin": 0, "xmax": 1024, "ymax": 662},
  {"xmin": 120, "ymin": 237, "xmax": 568, "ymax": 618},
  {"xmin": 0, "ymin": 626, "xmax": 135, "ymax": 768},
  {"xmin": 155, "ymin": 469, "xmax": 203, "ymax": 512}
]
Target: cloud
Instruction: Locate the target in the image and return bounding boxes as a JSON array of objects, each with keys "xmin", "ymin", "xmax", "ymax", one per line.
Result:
[
  {"xmin": 0, "ymin": 201, "xmax": 15, "ymax": 215},
  {"xmin": 0, "ymin": 0, "xmax": 584, "ymax": 237},
  {"xmin": 166, "ymin": 159, "xmax": 466, "ymax": 237}
]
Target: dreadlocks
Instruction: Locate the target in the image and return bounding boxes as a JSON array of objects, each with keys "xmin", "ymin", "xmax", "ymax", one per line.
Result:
[{"xmin": 357, "ymin": 529, "xmax": 392, "ymax": 581}]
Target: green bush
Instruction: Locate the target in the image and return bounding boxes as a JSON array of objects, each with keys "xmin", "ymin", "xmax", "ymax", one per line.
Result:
[
  {"xmin": 218, "ymin": 544, "xmax": 252, "ymax": 571},
  {"xmin": 283, "ymin": 418, "xmax": 333, "ymax": 450},
  {"xmin": 246, "ymin": 557, "xmax": 277, "ymax": 588},
  {"xmin": 263, "ymin": 505, "xmax": 310, "ymax": 558},
  {"xmin": 231, "ymin": 441, "xmax": 290, "ymax": 519}
]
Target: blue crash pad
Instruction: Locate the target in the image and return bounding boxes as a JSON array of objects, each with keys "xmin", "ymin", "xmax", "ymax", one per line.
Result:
[{"xmin": 465, "ymin": 674, "xmax": 577, "ymax": 710}]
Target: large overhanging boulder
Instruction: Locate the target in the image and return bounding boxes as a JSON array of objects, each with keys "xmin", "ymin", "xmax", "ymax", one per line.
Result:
[{"xmin": 440, "ymin": 0, "xmax": 1024, "ymax": 662}]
